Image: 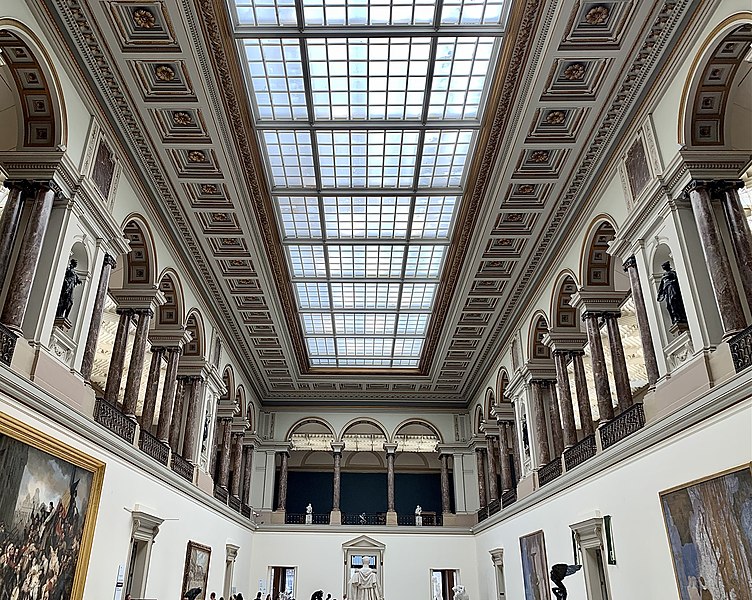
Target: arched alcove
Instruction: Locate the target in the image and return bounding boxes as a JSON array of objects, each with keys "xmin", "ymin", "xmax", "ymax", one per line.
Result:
[
  {"xmin": 529, "ymin": 315, "xmax": 551, "ymax": 360},
  {"xmin": 183, "ymin": 311, "xmax": 205, "ymax": 358},
  {"xmin": 582, "ymin": 221, "xmax": 617, "ymax": 288},
  {"xmin": 552, "ymin": 273, "xmax": 579, "ymax": 329},
  {"xmin": 122, "ymin": 218, "xmax": 157, "ymax": 288},
  {"xmin": 157, "ymin": 272, "xmax": 184, "ymax": 327}
]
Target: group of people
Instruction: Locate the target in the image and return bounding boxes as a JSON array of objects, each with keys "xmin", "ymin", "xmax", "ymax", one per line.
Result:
[{"xmin": 208, "ymin": 592, "xmax": 246, "ymax": 600}]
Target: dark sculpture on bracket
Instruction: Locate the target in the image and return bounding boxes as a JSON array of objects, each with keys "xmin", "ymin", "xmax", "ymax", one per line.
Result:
[
  {"xmin": 550, "ymin": 563, "xmax": 582, "ymax": 600},
  {"xmin": 657, "ymin": 261, "xmax": 688, "ymax": 328},
  {"xmin": 55, "ymin": 259, "xmax": 82, "ymax": 323}
]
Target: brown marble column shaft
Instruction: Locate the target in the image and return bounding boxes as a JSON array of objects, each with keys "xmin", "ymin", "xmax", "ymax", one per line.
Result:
[
  {"xmin": 104, "ymin": 309, "xmax": 133, "ymax": 405},
  {"xmin": 509, "ymin": 419, "xmax": 521, "ymax": 484},
  {"xmin": 332, "ymin": 449, "xmax": 342, "ymax": 511},
  {"xmin": 1, "ymin": 184, "xmax": 55, "ymax": 330},
  {"xmin": 717, "ymin": 180, "xmax": 752, "ymax": 312},
  {"xmin": 604, "ymin": 312, "xmax": 633, "ymax": 414},
  {"xmin": 548, "ymin": 383, "xmax": 565, "ymax": 458},
  {"xmin": 440, "ymin": 454, "xmax": 451, "ymax": 513},
  {"xmin": 277, "ymin": 451, "xmax": 289, "ymax": 511},
  {"xmin": 139, "ymin": 346, "xmax": 164, "ymax": 431},
  {"xmin": 156, "ymin": 347, "xmax": 181, "ymax": 443},
  {"xmin": 475, "ymin": 447, "xmax": 487, "ymax": 508},
  {"xmin": 688, "ymin": 181, "xmax": 746, "ymax": 335},
  {"xmin": 218, "ymin": 418, "xmax": 232, "ymax": 489},
  {"xmin": 168, "ymin": 377, "xmax": 187, "ymax": 453},
  {"xmin": 498, "ymin": 423, "xmax": 513, "ymax": 492},
  {"xmin": 553, "ymin": 351, "xmax": 578, "ymax": 447},
  {"xmin": 485, "ymin": 436, "xmax": 499, "ymax": 502},
  {"xmin": 242, "ymin": 445, "xmax": 253, "ymax": 505},
  {"xmin": 531, "ymin": 381, "xmax": 551, "ymax": 466},
  {"xmin": 623, "ymin": 256, "xmax": 660, "ymax": 387},
  {"xmin": 231, "ymin": 432, "xmax": 244, "ymax": 498},
  {"xmin": 386, "ymin": 449, "xmax": 396, "ymax": 512},
  {"xmin": 122, "ymin": 308, "xmax": 153, "ymax": 418},
  {"xmin": 571, "ymin": 351, "xmax": 595, "ymax": 436},
  {"xmin": 583, "ymin": 312, "xmax": 614, "ymax": 423},
  {"xmin": 181, "ymin": 376, "xmax": 204, "ymax": 463},
  {"xmin": 81, "ymin": 253, "xmax": 117, "ymax": 380},
  {"xmin": 0, "ymin": 184, "xmax": 26, "ymax": 291}
]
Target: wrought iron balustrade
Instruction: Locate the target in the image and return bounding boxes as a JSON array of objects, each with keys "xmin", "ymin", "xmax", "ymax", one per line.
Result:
[
  {"xmin": 285, "ymin": 513, "xmax": 305, "ymax": 524},
  {"xmin": 729, "ymin": 324, "xmax": 752, "ymax": 373},
  {"xmin": 487, "ymin": 498, "xmax": 501, "ymax": 517},
  {"xmin": 312, "ymin": 512, "xmax": 330, "ymax": 524},
  {"xmin": 138, "ymin": 429, "xmax": 169, "ymax": 465},
  {"xmin": 501, "ymin": 489, "xmax": 517, "ymax": 508},
  {"xmin": 600, "ymin": 403, "xmax": 645, "ymax": 450},
  {"xmin": 170, "ymin": 452, "xmax": 194, "ymax": 481},
  {"xmin": 563, "ymin": 434, "xmax": 596, "ymax": 471},
  {"xmin": 94, "ymin": 398, "xmax": 136, "ymax": 443},
  {"xmin": 395, "ymin": 512, "xmax": 441, "ymax": 526},
  {"xmin": 214, "ymin": 485, "xmax": 229, "ymax": 504},
  {"xmin": 229, "ymin": 495, "xmax": 241, "ymax": 512},
  {"xmin": 537, "ymin": 456, "xmax": 563, "ymax": 487},
  {"xmin": 342, "ymin": 512, "xmax": 386, "ymax": 526},
  {"xmin": 0, "ymin": 323, "xmax": 17, "ymax": 366},
  {"xmin": 241, "ymin": 504, "xmax": 251, "ymax": 519},
  {"xmin": 476, "ymin": 505, "xmax": 489, "ymax": 523}
]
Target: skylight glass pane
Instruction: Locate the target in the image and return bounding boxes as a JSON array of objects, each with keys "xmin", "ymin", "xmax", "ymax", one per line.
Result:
[
  {"xmin": 302, "ymin": 313, "xmax": 334, "ymax": 334},
  {"xmin": 235, "ymin": 0, "xmax": 298, "ymax": 26},
  {"xmin": 400, "ymin": 283, "xmax": 436, "ymax": 309},
  {"xmin": 307, "ymin": 38, "xmax": 430, "ymax": 120},
  {"xmin": 393, "ymin": 338, "xmax": 423, "ymax": 356},
  {"xmin": 334, "ymin": 313, "xmax": 397, "ymax": 335},
  {"xmin": 296, "ymin": 283, "xmax": 331, "ymax": 308},
  {"xmin": 244, "ymin": 39, "xmax": 307, "ymax": 121},
  {"xmin": 316, "ymin": 130, "xmax": 419, "ymax": 188},
  {"xmin": 411, "ymin": 196, "xmax": 458, "ymax": 239},
  {"xmin": 307, "ymin": 337, "xmax": 336, "ymax": 356},
  {"xmin": 419, "ymin": 129, "xmax": 475, "ymax": 187},
  {"xmin": 302, "ymin": 0, "xmax": 437, "ymax": 26},
  {"xmin": 429, "ymin": 38, "xmax": 495, "ymax": 120},
  {"xmin": 331, "ymin": 283, "xmax": 401, "ymax": 309},
  {"xmin": 338, "ymin": 337, "xmax": 394, "ymax": 357},
  {"xmin": 323, "ymin": 196, "xmax": 411, "ymax": 239},
  {"xmin": 287, "ymin": 244, "xmax": 327, "ymax": 277},
  {"xmin": 310, "ymin": 357, "xmax": 337, "ymax": 366},
  {"xmin": 328, "ymin": 245, "xmax": 405, "ymax": 278},
  {"xmin": 338, "ymin": 358, "xmax": 392, "ymax": 366},
  {"xmin": 397, "ymin": 313, "xmax": 429, "ymax": 335},
  {"xmin": 404, "ymin": 245, "xmax": 445, "ymax": 278},
  {"xmin": 277, "ymin": 196, "xmax": 322, "ymax": 239},
  {"xmin": 393, "ymin": 358, "xmax": 419, "ymax": 367},
  {"xmin": 440, "ymin": 0, "xmax": 506, "ymax": 25},
  {"xmin": 263, "ymin": 130, "xmax": 316, "ymax": 188}
]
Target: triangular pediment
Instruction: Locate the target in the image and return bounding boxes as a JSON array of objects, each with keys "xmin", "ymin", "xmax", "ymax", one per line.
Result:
[{"xmin": 342, "ymin": 535, "xmax": 385, "ymax": 552}]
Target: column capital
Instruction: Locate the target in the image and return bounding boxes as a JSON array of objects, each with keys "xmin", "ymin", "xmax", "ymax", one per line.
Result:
[
  {"xmin": 103, "ymin": 253, "xmax": 117, "ymax": 269},
  {"xmin": 542, "ymin": 331, "xmax": 589, "ymax": 353},
  {"xmin": 331, "ymin": 441, "xmax": 345, "ymax": 454},
  {"xmin": 570, "ymin": 288, "xmax": 628, "ymax": 314},
  {"xmin": 383, "ymin": 443, "xmax": 398, "ymax": 455},
  {"xmin": 711, "ymin": 179, "xmax": 744, "ymax": 193},
  {"xmin": 622, "ymin": 255, "xmax": 638, "ymax": 271},
  {"xmin": 687, "ymin": 179, "xmax": 715, "ymax": 193},
  {"xmin": 149, "ymin": 326, "xmax": 191, "ymax": 351},
  {"xmin": 110, "ymin": 286, "xmax": 167, "ymax": 313}
]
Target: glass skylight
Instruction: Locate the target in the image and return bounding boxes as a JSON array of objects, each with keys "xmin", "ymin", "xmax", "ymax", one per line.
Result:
[{"xmin": 232, "ymin": 0, "xmax": 508, "ymax": 368}]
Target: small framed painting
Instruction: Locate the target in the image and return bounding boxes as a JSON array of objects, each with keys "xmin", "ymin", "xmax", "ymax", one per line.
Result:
[{"xmin": 182, "ymin": 540, "xmax": 212, "ymax": 600}]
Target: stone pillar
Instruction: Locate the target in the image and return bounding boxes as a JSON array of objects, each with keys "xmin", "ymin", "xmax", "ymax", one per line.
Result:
[
  {"xmin": 103, "ymin": 309, "xmax": 133, "ymax": 405},
  {"xmin": 217, "ymin": 418, "xmax": 232, "ymax": 489},
  {"xmin": 553, "ymin": 351, "xmax": 577, "ymax": 447},
  {"xmin": 475, "ymin": 447, "xmax": 487, "ymax": 509},
  {"xmin": 156, "ymin": 347, "xmax": 182, "ymax": 443},
  {"xmin": 168, "ymin": 377, "xmax": 187, "ymax": 453},
  {"xmin": 623, "ymin": 256, "xmax": 660, "ymax": 387},
  {"xmin": 122, "ymin": 308, "xmax": 153, "ymax": 418},
  {"xmin": 139, "ymin": 347, "xmax": 164, "ymax": 431},
  {"xmin": 717, "ymin": 180, "xmax": 752, "ymax": 312},
  {"xmin": 509, "ymin": 419, "xmax": 521, "ymax": 484},
  {"xmin": 1, "ymin": 183, "xmax": 56, "ymax": 330},
  {"xmin": 242, "ymin": 444, "xmax": 253, "ymax": 505},
  {"xmin": 81, "ymin": 253, "xmax": 117, "ymax": 380},
  {"xmin": 385, "ymin": 444, "xmax": 397, "ymax": 523},
  {"xmin": 530, "ymin": 380, "xmax": 551, "ymax": 466},
  {"xmin": 498, "ymin": 423, "xmax": 514, "ymax": 492},
  {"xmin": 688, "ymin": 181, "xmax": 746, "ymax": 336},
  {"xmin": 485, "ymin": 435, "xmax": 499, "ymax": 502},
  {"xmin": 603, "ymin": 312, "xmax": 633, "ymax": 414},
  {"xmin": 571, "ymin": 351, "xmax": 595, "ymax": 436},
  {"xmin": 547, "ymin": 383, "xmax": 564, "ymax": 458},
  {"xmin": 582, "ymin": 312, "xmax": 614, "ymax": 423},
  {"xmin": 439, "ymin": 453, "xmax": 451, "ymax": 514},
  {"xmin": 230, "ymin": 432, "xmax": 243, "ymax": 499},
  {"xmin": 181, "ymin": 376, "xmax": 204, "ymax": 463},
  {"xmin": 332, "ymin": 446, "xmax": 342, "ymax": 511},
  {"xmin": 276, "ymin": 451, "xmax": 289, "ymax": 512},
  {"xmin": 0, "ymin": 182, "xmax": 26, "ymax": 287}
]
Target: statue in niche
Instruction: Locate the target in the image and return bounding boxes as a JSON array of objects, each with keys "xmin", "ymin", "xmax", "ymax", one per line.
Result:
[
  {"xmin": 520, "ymin": 413, "xmax": 530, "ymax": 458},
  {"xmin": 55, "ymin": 259, "xmax": 82, "ymax": 321},
  {"xmin": 550, "ymin": 563, "xmax": 582, "ymax": 600},
  {"xmin": 656, "ymin": 261, "xmax": 688, "ymax": 326},
  {"xmin": 201, "ymin": 412, "xmax": 211, "ymax": 454},
  {"xmin": 452, "ymin": 585, "xmax": 469, "ymax": 600},
  {"xmin": 348, "ymin": 556, "xmax": 382, "ymax": 600}
]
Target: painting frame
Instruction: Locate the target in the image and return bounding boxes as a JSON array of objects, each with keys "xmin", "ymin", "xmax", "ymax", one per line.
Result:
[
  {"xmin": 660, "ymin": 464, "xmax": 752, "ymax": 600},
  {"xmin": 519, "ymin": 529, "xmax": 551, "ymax": 600},
  {"xmin": 0, "ymin": 410, "xmax": 105, "ymax": 600},
  {"xmin": 182, "ymin": 540, "xmax": 212, "ymax": 600}
]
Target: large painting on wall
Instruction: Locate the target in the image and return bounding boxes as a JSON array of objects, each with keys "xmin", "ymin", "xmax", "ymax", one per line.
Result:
[
  {"xmin": 0, "ymin": 411, "xmax": 104, "ymax": 600},
  {"xmin": 520, "ymin": 530, "xmax": 551, "ymax": 600},
  {"xmin": 182, "ymin": 541, "xmax": 212, "ymax": 600},
  {"xmin": 661, "ymin": 465, "xmax": 752, "ymax": 600}
]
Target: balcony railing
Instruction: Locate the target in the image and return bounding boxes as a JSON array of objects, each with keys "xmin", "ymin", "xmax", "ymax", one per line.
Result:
[
  {"xmin": 487, "ymin": 498, "xmax": 501, "ymax": 517},
  {"xmin": 729, "ymin": 324, "xmax": 752, "ymax": 373},
  {"xmin": 229, "ymin": 495, "xmax": 241, "ymax": 512},
  {"xmin": 138, "ymin": 429, "xmax": 169, "ymax": 466},
  {"xmin": 94, "ymin": 398, "xmax": 136, "ymax": 444},
  {"xmin": 312, "ymin": 512, "xmax": 330, "ymax": 524},
  {"xmin": 396, "ymin": 512, "xmax": 442, "ymax": 526},
  {"xmin": 0, "ymin": 323, "xmax": 17, "ymax": 366},
  {"xmin": 342, "ymin": 512, "xmax": 386, "ymax": 526},
  {"xmin": 170, "ymin": 452, "xmax": 194, "ymax": 482},
  {"xmin": 600, "ymin": 403, "xmax": 646, "ymax": 450},
  {"xmin": 563, "ymin": 434, "xmax": 597, "ymax": 471},
  {"xmin": 538, "ymin": 456, "xmax": 563, "ymax": 487},
  {"xmin": 285, "ymin": 513, "xmax": 305, "ymax": 524},
  {"xmin": 476, "ymin": 505, "xmax": 489, "ymax": 523},
  {"xmin": 214, "ymin": 485, "xmax": 229, "ymax": 504},
  {"xmin": 241, "ymin": 504, "xmax": 251, "ymax": 519},
  {"xmin": 501, "ymin": 488, "xmax": 517, "ymax": 508}
]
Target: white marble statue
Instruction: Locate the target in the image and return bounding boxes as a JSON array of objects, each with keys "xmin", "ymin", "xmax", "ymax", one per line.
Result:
[
  {"xmin": 452, "ymin": 585, "xmax": 469, "ymax": 600},
  {"xmin": 415, "ymin": 504, "xmax": 423, "ymax": 526},
  {"xmin": 349, "ymin": 556, "xmax": 382, "ymax": 600},
  {"xmin": 305, "ymin": 503, "xmax": 313, "ymax": 524}
]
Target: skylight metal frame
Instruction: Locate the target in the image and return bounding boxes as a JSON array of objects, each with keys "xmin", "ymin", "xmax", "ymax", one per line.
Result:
[{"xmin": 231, "ymin": 0, "xmax": 507, "ymax": 369}]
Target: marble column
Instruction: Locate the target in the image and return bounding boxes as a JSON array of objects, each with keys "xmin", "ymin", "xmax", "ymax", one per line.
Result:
[
  {"xmin": 81, "ymin": 254, "xmax": 117, "ymax": 380},
  {"xmin": 571, "ymin": 351, "xmax": 595, "ymax": 436},
  {"xmin": 168, "ymin": 377, "xmax": 187, "ymax": 453},
  {"xmin": 440, "ymin": 453, "xmax": 451, "ymax": 514},
  {"xmin": 547, "ymin": 383, "xmax": 564, "ymax": 458},
  {"xmin": 242, "ymin": 444, "xmax": 253, "ymax": 505},
  {"xmin": 582, "ymin": 312, "xmax": 614, "ymax": 423},
  {"xmin": 181, "ymin": 376, "xmax": 204, "ymax": 463},
  {"xmin": 103, "ymin": 308, "xmax": 133, "ymax": 405},
  {"xmin": 717, "ymin": 180, "xmax": 752, "ymax": 312},
  {"xmin": 230, "ymin": 432, "xmax": 243, "ymax": 499},
  {"xmin": 1, "ymin": 183, "xmax": 55, "ymax": 330},
  {"xmin": 475, "ymin": 447, "xmax": 487, "ymax": 509},
  {"xmin": 688, "ymin": 180, "xmax": 746, "ymax": 335},
  {"xmin": 623, "ymin": 256, "xmax": 660, "ymax": 387},
  {"xmin": 217, "ymin": 418, "xmax": 232, "ymax": 489},
  {"xmin": 156, "ymin": 347, "xmax": 181, "ymax": 443},
  {"xmin": 386, "ymin": 447, "xmax": 396, "ymax": 513},
  {"xmin": 332, "ymin": 448, "xmax": 343, "ymax": 511},
  {"xmin": 553, "ymin": 351, "xmax": 577, "ymax": 447},
  {"xmin": 139, "ymin": 347, "xmax": 164, "ymax": 431},
  {"xmin": 531, "ymin": 381, "xmax": 551, "ymax": 466},
  {"xmin": 0, "ymin": 183, "xmax": 26, "ymax": 295},
  {"xmin": 509, "ymin": 419, "xmax": 521, "ymax": 484},
  {"xmin": 122, "ymin": 308, "xmax": 153, "ymax": 419},
  {"xmin": 485, "ymin": 435, "xmax": 499, "ymax": 502},
  {"xmin": 603, "ymin": 312, "xmax": 633, "ymax": 414},
  {"xmin": 276, "ymin": 451, "xmax": 289, "ymax": 511},
  {"xmin": 498, "ymin": 423, "xmax": 513, "ymax": 492}
]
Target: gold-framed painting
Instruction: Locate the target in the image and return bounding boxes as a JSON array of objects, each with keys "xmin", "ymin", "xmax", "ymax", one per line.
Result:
[
  {"xmin": 520, "ymin": 529, "xmax": 550, "ymax": 600},
  {"xmin": 0, "ymin": 411, "xmax": 105, "ymax": 600},
  {"xmin": 660, "ymin": 464, "xmax": 752, "ymax": 600},
  {"xmin": 182, "ymin": 540, "xmax": 212, "ymax": 600}
]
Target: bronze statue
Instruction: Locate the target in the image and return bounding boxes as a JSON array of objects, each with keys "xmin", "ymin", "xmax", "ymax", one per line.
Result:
[
  {"xmin": 550, "ymin": 563, "xmax": 582, "ymax": 600},
  {"xmin": 656, "ymin": 261, "xmax": 688, "ymax": 326},
  {"xmin": 56, "ymin": 259, "xmax": 82, "ymax": 320}
]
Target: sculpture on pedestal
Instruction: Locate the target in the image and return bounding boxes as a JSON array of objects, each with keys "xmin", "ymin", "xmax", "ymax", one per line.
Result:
[
  {"xmin": 415, "ymin": 504, "xmax": 422, "ymax": 526},
  {"xmin": 55, "ymin": 259, "xmax": 82, "ymax": 321},
  {"xmin": 348, "ymin": 556, "xmax": 382, "ymax": 600},
  {"xmin": 656, "ymin": 261, "xmax": 688, "ymax": 326},
  {"xmin": 550, "ymin": 563, "xmax": 582, "ymax": 600},
  {"xmin": 305, "ymin": 503, "xmax": 313, "ymax": 524}
]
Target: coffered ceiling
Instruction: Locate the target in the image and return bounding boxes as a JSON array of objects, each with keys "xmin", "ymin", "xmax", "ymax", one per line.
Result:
[{"xmin": 37, "ymin": 0, "xmax": 698, "ymax": 407}]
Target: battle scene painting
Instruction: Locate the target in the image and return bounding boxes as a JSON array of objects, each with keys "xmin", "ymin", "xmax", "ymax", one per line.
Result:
[
  {"xmin": 661, "ymin": 466, "xmax": 752, "ymax": 600},
  {"xmin": 181, "ymin": 541, "xmax": 211, "ymax": 600},
  {"xmin": 520, "ymin": 530, "xmax": 551, "ymax": 600}
]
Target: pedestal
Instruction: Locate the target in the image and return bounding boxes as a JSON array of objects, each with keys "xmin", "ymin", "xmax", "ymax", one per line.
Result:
[
  {"xmin": 330, "ymin": 509, "xmax": 341, "ymax": 525},
  {"xmin": 386, "ymin": 510, "xmax": 397, "ymax": 526}
]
